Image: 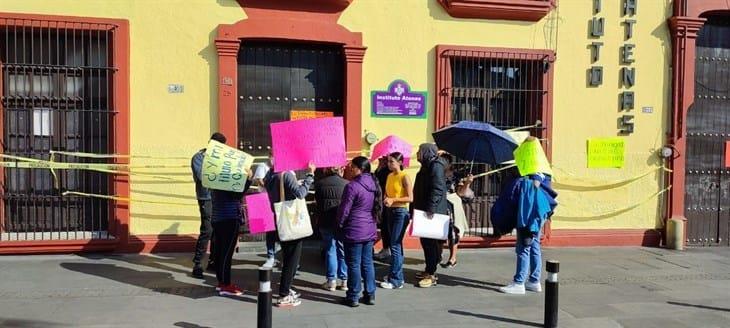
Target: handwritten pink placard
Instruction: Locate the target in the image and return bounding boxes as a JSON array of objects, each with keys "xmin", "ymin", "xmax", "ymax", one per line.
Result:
[
  {"xmin": 370, "ymin": 135, "xmax": 412, "ymax": 167},
  {"xmin": 270, "ymin": 117, "xmax": 347, "ymax": 172},
  {"xmin": 245, "ymin": 192, "xmax": 275, "ymax": 234}
]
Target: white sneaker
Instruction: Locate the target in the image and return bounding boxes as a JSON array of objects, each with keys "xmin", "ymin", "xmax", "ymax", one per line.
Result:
[
  {"xmin": 525, "ymin": 281, "xmax": 542, "ymax": 292},
  {"xmin": 380, "ymin": 281, "xmax": 403, "ymax": 289},
  {"xmin": 337, "ymin": 279, "xmax": 348, "ymax": 291},
  {"xmin": 277, "ymin": 295, "xmax": 301, "ymax": 307},
  {"xmin": 499, "ymin": 282, "xmax": 526, "ymax": 295},
  {"xmin": 262, "ymin": 257, "xmax": 275, "ymax": 268},
  {"xmin": 322, "ymin": 280, "xmax": 336, "ymax": 291}
]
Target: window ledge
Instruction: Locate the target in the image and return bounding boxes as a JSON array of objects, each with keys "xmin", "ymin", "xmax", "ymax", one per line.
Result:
[{"xmin": 437, "ymin": 0, "xmax": 554, "ymax": 22}]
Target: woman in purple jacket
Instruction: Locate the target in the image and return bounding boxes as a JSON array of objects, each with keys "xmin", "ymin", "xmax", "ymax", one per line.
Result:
[{"xmin": 337, "ymin": 156, "xmax": 382, "ymax": 307}]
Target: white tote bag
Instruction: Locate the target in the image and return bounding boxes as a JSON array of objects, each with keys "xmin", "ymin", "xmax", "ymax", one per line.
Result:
[
  {"xmin": 274, "ymin": 172, "xmax": 313, "ymax": 241},
  {"xmin": 410, "ymin": 209, "xmax": 450, "ymax": 240}
]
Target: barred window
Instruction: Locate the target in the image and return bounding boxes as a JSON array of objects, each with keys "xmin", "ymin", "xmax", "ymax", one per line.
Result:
[
  {"xmin": 1, "ymin": 17, "xmax": 119, "ymax": 241},
  {"xmin": 435, "ymin": 46, "xmax": 554, "ymax": 236}
]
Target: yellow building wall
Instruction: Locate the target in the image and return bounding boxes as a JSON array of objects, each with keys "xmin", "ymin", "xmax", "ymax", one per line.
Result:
[
  {"xmin": 0, "ymin": 0, "xmax": 247, "ymax": 235},
  {"xmin": 341, "ymin": 0, "xmax": 672, "ymax": 230},
  {"xmin": 1, "ymin": 0, "xmax": 673, "ymax": 234}
]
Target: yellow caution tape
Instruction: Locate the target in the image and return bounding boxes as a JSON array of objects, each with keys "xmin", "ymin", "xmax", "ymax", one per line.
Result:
[
  {"xmin": 0, "ymin": 155, "xmax": 191, "ymax": 182},
  {"xmin": 50, "ymin": 150, "xmax": 191, "ymax": 160},
  {"xmin": 553, "ymin": 186, "xmax": 671, "ymax": 220},
  {"xmin": 552, "ymin": 166, "xmax": 671, "ymax": 190},
  {"xmin": 50, "ymin": 150, "xmax": 270, "ymax": 161},
  {"xmin": 62, "ymin": 191, "xmax": 198, "ymax": 207}
]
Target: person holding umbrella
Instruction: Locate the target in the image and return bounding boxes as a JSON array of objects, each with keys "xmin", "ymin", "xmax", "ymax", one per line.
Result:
[{"xmin": 412, "ymin": 143, "xmax": 449, "ymax": 288}]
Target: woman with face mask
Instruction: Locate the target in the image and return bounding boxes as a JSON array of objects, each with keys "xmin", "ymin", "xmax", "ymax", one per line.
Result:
[{"xmin": 411, "ymin": 144, "xmax": 449, "ymax": 288}]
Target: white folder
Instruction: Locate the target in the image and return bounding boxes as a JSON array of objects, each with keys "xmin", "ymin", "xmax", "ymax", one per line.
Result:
[{"xmin": 410, "ymin": 209, "xmax": 450, "ymax": 240}]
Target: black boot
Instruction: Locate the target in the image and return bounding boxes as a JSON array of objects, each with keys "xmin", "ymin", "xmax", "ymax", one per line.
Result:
[
  {"xmin": 361, "ymin": 294, "xmax": 375, "ymax": 305},
  {"xmin": 192, "ymin": 266, "xmax": 204, "ymax": 279}
]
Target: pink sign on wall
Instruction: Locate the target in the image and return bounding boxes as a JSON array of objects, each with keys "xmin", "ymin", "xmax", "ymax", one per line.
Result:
[
  {"xmin": 245, "ymin": 192, "xmax": 275, "ymax": 234},
  {"xmin": 270, "ymin": 117, "xmax": 347, "ymax": 172}
]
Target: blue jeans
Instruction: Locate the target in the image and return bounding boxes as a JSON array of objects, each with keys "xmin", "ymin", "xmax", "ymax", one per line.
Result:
[
  {"xmin": 513, "ymin": 229, "xmax": 542, "ymax": 284},
  {"xmin": 387, "ymin": 207, "xmax": 409, "ymax": 286},
  {"xmin": 344, "ymin": 241, "xmax": 376, "ymax": 302},
  {"xmin": 266, "ymin": 231, "xmax": 277, "ymax": 259},
  {"xmin": 320, "ymin": 228, "xmax": 347, "ymax": 281}
]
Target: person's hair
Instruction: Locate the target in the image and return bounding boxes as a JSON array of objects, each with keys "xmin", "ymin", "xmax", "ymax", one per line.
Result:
[
  {"xmin": 323, "ymin": 167, "xmax": 340, "ymax": 176},
  {"xmin": 439, "ymin": 152, "xmax": 454, "ymax": 165},
  {"xmin": 210, "ymin": 132, "xmax": 226, "ymax": 144},
  {"xmin": 351, "ymin": 156, "xmax": 382, "ymax": 222},
  {"xmin": 388, "ymin": 152, "xmax": 405, "ymax": 171}
]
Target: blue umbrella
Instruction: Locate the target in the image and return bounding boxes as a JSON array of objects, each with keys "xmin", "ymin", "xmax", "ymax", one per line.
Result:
[{"xmin": 432, "ymin": 121, "xmax": 518, "ymax": 165}]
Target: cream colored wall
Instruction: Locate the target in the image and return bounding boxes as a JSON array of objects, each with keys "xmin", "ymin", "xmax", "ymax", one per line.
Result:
[{"xmin": 1, "ymin": 0, "xmax": 673, "ymax": 234}]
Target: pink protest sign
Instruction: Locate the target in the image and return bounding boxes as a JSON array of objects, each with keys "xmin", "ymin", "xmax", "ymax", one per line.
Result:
[
  {"xmin": 370, "ymin": 135, "xmax": 412, "ymax": 167},
  {"xmin": 245, "ymin": 192, "xmax": 275, "ymax": 234},
  {"xmin": 270, "ymin": 117, "xmax": 347, "ymax": 172}
]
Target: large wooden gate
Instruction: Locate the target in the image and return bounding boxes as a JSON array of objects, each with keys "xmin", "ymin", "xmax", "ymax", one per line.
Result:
[{"xmin": 684, "ymin": 16, "xmax": 730, "ymax": 246}]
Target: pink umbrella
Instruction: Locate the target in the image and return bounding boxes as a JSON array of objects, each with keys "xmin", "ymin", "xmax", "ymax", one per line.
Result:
[{"xmin": 370, "ymin": 135, "xmax": 413, "ymax": 167}]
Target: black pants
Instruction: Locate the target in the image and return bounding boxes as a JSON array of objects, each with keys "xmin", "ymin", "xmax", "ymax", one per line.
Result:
[
  {"xmin": 213, "ymin": 220, "xmax": 240, "ymax": 285},
  {"xmin": 420, "ymin": 238, "xmax": 443, "ymax": 275},
  {"xmin": 279, "ymin": 238, "xmax": 303, "ymax": 297},
  {"xmin": 379, "ymin": 208, "xmax": 391, "ymax": 249},
  {"xmin": 193, "ymin": 200, "xmax": 215, "ymax": 266}
]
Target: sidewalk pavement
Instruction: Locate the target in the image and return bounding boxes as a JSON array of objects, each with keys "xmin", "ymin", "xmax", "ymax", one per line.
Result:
[{"xmin": 0, "ymin": 244, "xmax": 729, "ymax": 328}]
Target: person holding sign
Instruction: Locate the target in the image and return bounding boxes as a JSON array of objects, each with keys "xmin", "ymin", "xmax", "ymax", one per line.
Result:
[
  {"xmin": 379, "ymin": 152, "xmax": 413, "ymax": 290},
  {"xmin": 337, "ymin": 157, "xmax": 382, "ymax": 307},
  {"xmin": 498, "ymin": 137, "xmax": 558, "ymax": 295},
  {"xmin": 412, "ymin": 144, "xmax": 449, "ymax": 288},
  {"xmin": 314, "ymin": 166, "xmax": 349, "ymax": 292},
  {"xmin": 190, "ymin": 132, "xmax": 227, "ymax": 279},
  {"xmin": 264, "ymin": 162, "xmax": 316, "ymax": 308},
  {"xmin": 201, "ymin": 137, "xmax": 256, "ymax": 296}
]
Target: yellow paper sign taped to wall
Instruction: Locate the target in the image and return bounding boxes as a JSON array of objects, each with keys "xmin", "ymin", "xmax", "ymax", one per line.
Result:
[
  {"xmin": 587, "ymin": 138, "xmax": 625, "ymax": 168},
  {"xmin": 202, "ymin": 140, "xmax": 254, "ymax": 192},
  {"xmin": 513, "ymin": 138, "xmax": 552, "ymax": 176}
]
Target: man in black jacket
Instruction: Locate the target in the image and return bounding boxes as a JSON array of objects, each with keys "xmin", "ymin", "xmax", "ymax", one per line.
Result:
[
  {"xmin": 190, "ymin": 132, "xmax": 227, "ymax": 279},
  {"xmin": 411, "ymin": 143, "xmax": 449, "ymax": 288},
  {"xmin": 314, "ymin": 167, "xmax": 349, "ymax": 291}
]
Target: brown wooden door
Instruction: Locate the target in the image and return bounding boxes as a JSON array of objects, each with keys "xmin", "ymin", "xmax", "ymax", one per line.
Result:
[{"xmin": 684, "ymin": 16, "xmax": 730, "ymax": 246}]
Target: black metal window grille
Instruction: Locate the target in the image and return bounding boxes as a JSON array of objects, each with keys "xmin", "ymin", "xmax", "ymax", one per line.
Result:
[
  {"xmin": 445, "ymin": 49, "xmax": 550, "ymax": 236},
  {"xmin": 0, "ymin": 18, "xmax": 117, "ymax": 241}
]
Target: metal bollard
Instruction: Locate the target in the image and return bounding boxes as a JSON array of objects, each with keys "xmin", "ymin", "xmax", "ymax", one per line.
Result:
[
  {"xmin": 258, "ymin": 266, "xmax": 272, "ymax": 328},
  {"xmin": 544, "ymin": 260, "xmax": 559, "ymax": 328}
]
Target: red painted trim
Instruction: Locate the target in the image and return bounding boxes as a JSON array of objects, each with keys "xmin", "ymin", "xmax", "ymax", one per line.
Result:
[
  {"xmin": 0, "ymin": 59, "xmax": 4, "ymax": 234},
  {"xmin": 0, "ymin": 13, "xmax": 130, "ymax": 254},
  {"xmin": 216, "ymin": 2, "xmax": 364, "ymax": 152},
  {"xmin": 675, "ymin": 0, "xmax": 730, "ymax": 17},
  {"xmin": 667, "ymin": 1, "xmax": 729, "ymax": 245},
  {"xmin": 0, "ymin": 239, "xmax": 117, "ymax": 255},
  {"xmin": 437, "ymin": 0, "xmax": 555, "ymax": 22},
  {"xmin": 543, "ymin": 229, "xmax": 662, "ymax": 247}
]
